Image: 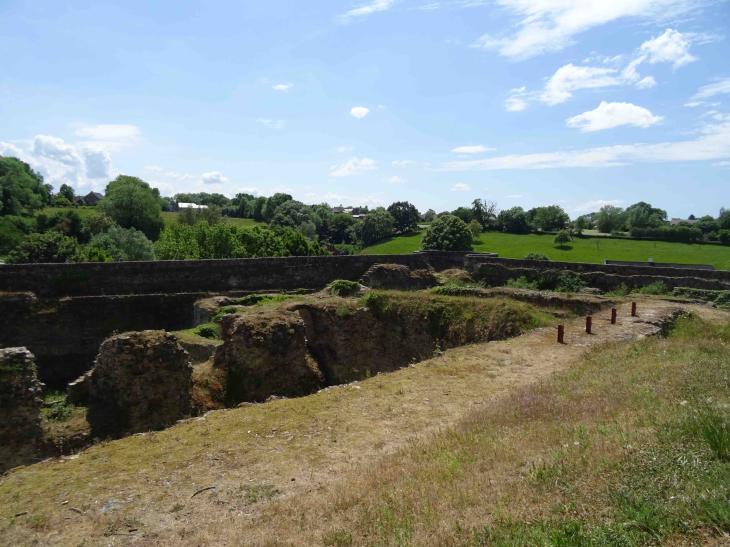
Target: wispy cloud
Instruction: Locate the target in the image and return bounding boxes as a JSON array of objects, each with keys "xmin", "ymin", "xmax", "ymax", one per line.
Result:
[
  {"xmin": 330, "ymin": 156, "xmax": 377, "ymax": 177},
  {"xmin": 202, "ymin": 171, "xmax": 229, "ymax": 185},
  {"xmin": 441, "ymin": 114, "xmax": 730, "ymax": 171},
  {"xmin": 272, "ymin": 83, "xmax": 293, "ymax": 92},
  {"xmin": 451, "ymin": 182, "xmax": 471, "ymax": 191},
  {"xmin": 566, "ymin": 101, "xmax": 663, "ymax": 132},
  {"xmin": 257, "ymin": 118, "xmax": 285, "ymax": 130},
  {"xmin": 471, "ymin": 1, "xmax": 706, "ymax": 60},
  {"xmin": 339, "ymin": 0, "xmax": 395, "ymax": 22},
  {"xmin": 686, "ymin": 77, "xmax": 730, "ymax": 107},
  {"xmin": 573, "ymin": 199, "xmax": 624, "ymax": 213},
  {"xmin": 451, "ymin": 144, "xmax": 493, "ymax": 154},
  {"xmin": 73, "ymin": 123, "xmax": 141, "ymax": 151}
]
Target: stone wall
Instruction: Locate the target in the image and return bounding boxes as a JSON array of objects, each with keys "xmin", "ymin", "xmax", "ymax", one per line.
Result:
[
  {"xmin": 0, "ymin": 292, "xmax": 199, "ymax": 387},
  {"xmin": 0, "ymin": 347, "xmax": 44, "ymax": 472}
]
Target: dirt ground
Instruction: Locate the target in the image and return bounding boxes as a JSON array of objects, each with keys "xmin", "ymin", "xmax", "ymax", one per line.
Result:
[{"xmin": 0, "ymin": 298, "xmax": 725, "ymax": 545}]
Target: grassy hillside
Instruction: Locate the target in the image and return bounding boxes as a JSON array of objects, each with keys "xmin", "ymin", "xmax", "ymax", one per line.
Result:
[{"xmin": 362, "ymin": 230, "xmax": 730, "ymax": 270}]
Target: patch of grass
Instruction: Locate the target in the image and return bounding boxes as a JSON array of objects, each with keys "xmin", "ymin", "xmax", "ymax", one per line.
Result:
[
  {"xmin": 505, "ymin": 275, "xmax": 540, "ymax": 290},
  {"xmin": 633, "ymin": 280, "xmax": 668, "ymax": 295},
  {"xmin": 193, "ymin": 323, "xmax": 220, "ymax": 340},
  {"xmin": 361, "ymin": 231, "xmax": 730, "ymax": 270},
  {"xmin": 41, "ymin": 391, "xmax": 74, "ymax": 422},
  {"xmin": 694, "ymin": 408, "xmax": 730, "ymax": 461},
  {"xmin": 327, "ymin": 279, "xmax": 361, "ymax": 297}
]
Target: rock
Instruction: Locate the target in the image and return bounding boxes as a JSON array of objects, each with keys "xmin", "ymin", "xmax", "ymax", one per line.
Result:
[
  {"xmin": 360, "ymin": 263, "xmax": 437, "ymax": 290},
  {"xmin": 0, "ymin": 347, "xmax": 44, "ymax": 472},
  {"xmin": 86, "ymin": 331, "xmax": 193, "ymax": 437},
  {"xmin": 213, "ymin": 311, "xmax": 324, "ymax": 405},
  {"xmin": 67, "ymin": 370, "xmax": 93, "ymax": 405}
]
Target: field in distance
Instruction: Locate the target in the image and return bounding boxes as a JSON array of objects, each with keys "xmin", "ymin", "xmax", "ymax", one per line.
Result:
[{"xmin": 361, "ymin": 230, "xmax": 730, "ymax": 270}]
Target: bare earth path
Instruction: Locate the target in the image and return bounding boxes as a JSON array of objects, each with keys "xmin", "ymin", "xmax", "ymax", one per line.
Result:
[{"xmin": 0, "ymin": 299, "xmax": 724, "ymax": 545}]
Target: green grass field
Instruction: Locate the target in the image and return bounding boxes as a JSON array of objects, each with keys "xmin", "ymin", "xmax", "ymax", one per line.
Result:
[
  {"xmin": 40, "ymin": 207, "xmax": 263, "ymax": 228},
  {"xmin": 362, "ymin": 230, "xmax": 730, "ymax": 270}
]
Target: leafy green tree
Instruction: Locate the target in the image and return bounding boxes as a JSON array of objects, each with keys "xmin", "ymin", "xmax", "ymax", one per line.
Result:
[
  {"xmin": 86, "ymin": 225, "xmax": 155, "ymax": 261},
  {"xmin": 497, "ymin": 207, "xmax": 530, "ymax": 233},
  {"xmin": 695, "ymin": 215, "xmax": 719, "ymax": 236},
  {"xmin": 553, "ymin": 229, "xmax": 571, "ymax": 249},
  {"xmin": 527, "ymin": 205, "xmax": 569, "ymax": 232},
  {"xmin": 719, "ymin": 208, "xmax": 730, "ymax": 230},
  {"xmin": 0, "ymin": 215, "xmax": 34, "ymax": 255},
  {"xmin": 351, "ymin": 208, "xmax": 395, "ymax": 246},
  {"xmin": 387, "ymin": 201, "xmax": 420, "ymax": 234},
  {"xmin": 422, "ymin": 209, "xmax": 436, "ymax": 223},
  {"xmin": 450, "ymin": 206, "xmax": 473, "ymax": 224},
  {"xmin": 261, "ymin": 193, "xmax": 293, "ymax": 222},
  {"xmin": 471, "ymin": 199, "xmax": 497, "ymax": 229},
  {"xmin": 421, "ymin": 214, "xmax": 473, "ymax": 251},
  {"xmin": 330, "ymin": 213, "xmax": 356, "ymax": 244},
  {"xmin": 270, "ymin": 200, "xmax": 316, "ymax": 230},
  {"xmin": 155, "ymin": 223, "xmax": 201, "ymax": 260},
  {"xmin": 625, "ymin": 201, "xmax": 667, "ymax": 229},
  {"xmin": 36, "ymin": 209, "xmax": 85, "ymax": 241},
  {"xmin": 99, "ymin": 175, "xmax": 164, "ymax": 240},
  {"xmin": 7, "ymin": 231, "xmax": 80, "ymax": 263},
  {"xmin": 596, "ymin": 205, "xmax": 626, "ymax": 234},
  {"xmin": 468, "ymin": 219, "xmax": 482, "ymax": 238},
  {"xmin": 0, "ymin": 156, "xmax": 49, "ymax": 216},
  {"xmin": 59, "ymin": 184, "xmax": 76, "ymax": 203}
]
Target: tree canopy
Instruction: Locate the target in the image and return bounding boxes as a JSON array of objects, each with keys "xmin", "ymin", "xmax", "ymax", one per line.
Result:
[
  {"xmin": 99, "ymin": 175, "xmax": 164, "ymax": 240},
  {"xmin": 0, "ymin": 156, "xmax": 49, "ymax": 216},
  {"xmin": 421, "ymin": 214, "xmax": 473, "ymax": 251}
]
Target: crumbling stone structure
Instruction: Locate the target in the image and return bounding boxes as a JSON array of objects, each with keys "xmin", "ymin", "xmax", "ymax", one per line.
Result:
[
  {"xmin": 86, "ymin": 331, "xmax": 193, "ymax": 437},
  {"xmin": 0, "ymin": 347, "xmax": 44, "ymax": 472},
  {"xmin": 213, "ymin": 311, "xmax": 324, "ymax": 405},
  {"xmin": 361, "ymin": 263, "xmax": 438, "ymax": 290}
]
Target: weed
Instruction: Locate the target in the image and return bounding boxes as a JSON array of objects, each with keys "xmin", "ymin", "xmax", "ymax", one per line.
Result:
[
  {"xmin": 328, "ymin": 279, "xmax": 361, "ymax": 297},
  {"xmin": 694, "ymin": 409, "xmax": 730, "ymax": 461},
  {"xmin": 634, "ymin": 281, "xmax": 668, "ymax": 295},
  {"xmin": 506, "ymin": 276, "xmax": 540, "ymax": 290},
  {"xmin": 193, "ymin": 323, "xmax": 220, "ymax": 339},
  {"xmin": 322, "ymin": 529, "xmax": 353, "ymax": 546},
  {"xmin": 41, "ymin": 391, "xmax": 74, "ymax": 422},
  {"xmin": 555, "ymin": 271, "xmax": 586, "ymax": 293}
]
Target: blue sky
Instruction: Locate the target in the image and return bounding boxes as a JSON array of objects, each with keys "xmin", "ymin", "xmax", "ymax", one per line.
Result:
[{"xmin": 1, "ymin": 0, "xmax": 729, "ymax": 218}]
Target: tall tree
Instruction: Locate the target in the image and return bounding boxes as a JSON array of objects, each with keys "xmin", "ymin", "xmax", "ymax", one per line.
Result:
[
  {"xmin": 387, "ymin": 201, "xmax": 420, "ymax": 234},
  {"xmin": 0, "ymin": 156, "xmax": 49, "ymax": 216},
  {"xmin": 99, "ymin": 175, "xmax": 164, "ymax": 240}
]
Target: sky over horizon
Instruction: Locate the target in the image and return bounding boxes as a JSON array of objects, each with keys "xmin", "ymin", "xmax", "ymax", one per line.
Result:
[{"xmin": 1, "ymin": 0, "xmax": 730, "ymax": 218}]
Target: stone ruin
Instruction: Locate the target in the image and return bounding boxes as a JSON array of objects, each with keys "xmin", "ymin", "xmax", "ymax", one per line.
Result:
[
  {"xmin": 85, "ymin": 330, "xmax": 193, "ymax": 438},
  {"xmin": 0, "ymin": 347, "xmax": 44, "ymax": 472},
  {"xmin": 360, "ymin": 263, "xmax": 437, "ymax": 290}
]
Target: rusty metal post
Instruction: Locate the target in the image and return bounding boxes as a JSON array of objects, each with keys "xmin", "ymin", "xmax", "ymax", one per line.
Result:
[
  {"xmin": 586, "ymin": 316, "xmax": 592, "ymax": 334},
  {"xmin": 611, "ymin": 308, "xmax": 617, "ymax": 324},
  {"xmin": 631, "ymin": 302, "xmax": 637, "ymax": 317},
  {"xmin": 557, "ymin": 324, "xmax": 565, "ymax": 344}
]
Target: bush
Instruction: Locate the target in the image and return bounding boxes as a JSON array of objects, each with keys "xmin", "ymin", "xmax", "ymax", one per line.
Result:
[
  {"xmin": 99, "ymin": 175, "xmax": 164, "ymax": 240},
  {"xmin": 524, "ymin": 253, "xmax": 549, "ymax": 261},
  {"xmin": 553, "ymin": 230, "xmax": 571, "ymax": 249},
  {"xmin": 7, "ymin": 231, "xmax": 80, "ymax": 263},
  {"xmin": 328, "ymin": 279, "xmax": 361, "ymax": 297},
  {"xmin": 467, "ymin": 220, "xmax": 482, "ymax": 238},
  {"xmin": 421, "ymin": 215, "xmax": 473, "ymax": 251},
  {"xmin": 718, "ymin": 229, "xmax": 730, "ymax": 245},
  {"xmin": 630, "ymin": 225, "xmax": 703, "ymax": 243},
  {"xmin": 0, "ymin": 215, "xmax": 33, "ymax": 255},
  {"xmin": 86, "ymin": 225, "xmax": 156, "ymax": 261},
  {"xmin": 194, "ymin": 323, "xmax": 221, "ymax": 340},
  {"xmin": 555, "ymin": 271, "xmax": 585, "ymax": 293}
]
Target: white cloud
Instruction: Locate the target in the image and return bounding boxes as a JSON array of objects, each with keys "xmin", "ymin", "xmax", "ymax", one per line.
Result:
[
  {"xmin": 573, "ymin": 199, "xmax": 624, "ymax": 213},
  {"xmin": 471, "ymin": 1, "xmax": 704, "ymax": 60},
  {"xmin": 441, "ymin": 114, "xmax": 730, "ymax": 171},
  {"xmin": 330, "ymin": 157, "xmax": 377, "ymax": 177},
  {"xmin": 451, "ymin": 144, "xmax": 492, "ymax": 154},
  {"xmin": 541, "ymin": 64, "xmax": 622, "ymax": 105},
  {"xmin": 257, "ymin": 118, "xmax": 285, "ymax": 130},
  {"xmin": 686, "ymin": 78, "xmax": 730, "ymax": 107},
  {"xmin": 637, "ymin": 76, "xmax": 657, "ymax": 89},
  {"xmin": 82, "ymin": 148, "xmax": 112, "ymax": 179},
  {"xmin": 504, "ymin": 86, "xmax": 528, "ymax": 112},
  {"xmin": 144, "ymin": 165, "xmax": 196, "ymax": 182},
  {"xmin": 392, "ymin": 159, "xmax": 415, "ymax": 167},
  {"xmin": 1, "ymin": 134, "xmax": 114, "ymax": 191},
  {"xmin": 639, "ymin": 28, "xmax": 696, "ymax": 68},
  {"xmin": 339, "ymin": 0, "xmax": 395, "ymax": 21},
  {"xmin": 505, "ymin": 193, "xmax": 524, "ymax": 199},
  {"xmin": 451, "ymin": 182, "xmax": 471, "ymax": 192},
  {"xmin": 566, "ymin": 101, "xmax": 663, "ymax": 132},
  {"xmin": 388, "ymin": 175, "xmax": 406, "ymax": 184},
  {"xmin": 336, "ymin": 145, "xmax": 354, "ymax": 153},
  {"xmin": 202, "ymin": 171, "xmax": 229, "ymax": 185},
  {"xmin": 350, "ymin": 106, "xmax": 370, "ymax": 119},
  {"xmin": 272, "ymin": 83, "xmax": 293, "ymax": 92}
]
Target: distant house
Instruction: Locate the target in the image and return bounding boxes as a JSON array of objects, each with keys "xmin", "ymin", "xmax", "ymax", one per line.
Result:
[
  {"xmin": 81, "ymin": 191, "xmax": 103, "ymax": 206},
  {"xmin": 669, "ymin": 217, "xmax": 699, "ymax": 226},
  {"xmin": 177, "ymin": 202, "xmax": 209, "ymax": 210}
]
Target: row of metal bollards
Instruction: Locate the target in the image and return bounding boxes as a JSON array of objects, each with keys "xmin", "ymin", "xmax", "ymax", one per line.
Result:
[{"xmin": 557, "ymin": 302, "xmax": 638, "ymax": 344}]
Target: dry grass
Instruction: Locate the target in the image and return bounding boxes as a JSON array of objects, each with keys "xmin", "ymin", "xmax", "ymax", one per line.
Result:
[{"xmin": 0, "ymin": 301, "xmax": 726, "ymax": 545}]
